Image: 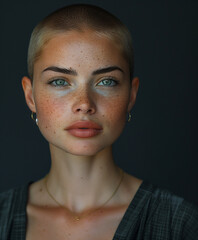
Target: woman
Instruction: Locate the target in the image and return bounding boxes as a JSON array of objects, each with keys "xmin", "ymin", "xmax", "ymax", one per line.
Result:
[{"xmin": 0, "ymin": 4, "xmax": 198, "ymax": 240}]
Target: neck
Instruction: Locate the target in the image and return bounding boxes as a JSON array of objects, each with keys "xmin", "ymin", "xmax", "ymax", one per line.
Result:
[{"xmin": 46, "ymin": 144, "xmax": 121, "ymax": 214}]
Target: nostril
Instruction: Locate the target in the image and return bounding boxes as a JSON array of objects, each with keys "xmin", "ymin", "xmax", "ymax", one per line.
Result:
[
  {"xmin": 76, "ymin": 108, "xmax": 94, "ymax": 114},
  {"xmin": 72, "ymin": 100, "xmax": 96, "ymax": 114}
]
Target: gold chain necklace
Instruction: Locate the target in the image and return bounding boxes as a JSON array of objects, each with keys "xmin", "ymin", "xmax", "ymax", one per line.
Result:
[{"xmin": 45, "ymin": 169, "xmax": 124, "ymax": 221}]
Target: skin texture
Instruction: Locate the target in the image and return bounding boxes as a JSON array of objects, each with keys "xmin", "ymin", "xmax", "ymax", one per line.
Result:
[
  {"xmin": 24, "ymin": 30, "xmax": 137, "ymax": 157},
  {"xmin": 22, "ymin": 29, "xmax": 141, "ymax": 240}
]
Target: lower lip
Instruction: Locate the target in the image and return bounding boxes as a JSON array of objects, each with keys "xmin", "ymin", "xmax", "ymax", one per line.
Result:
[{"xmin": 67, "ymin": 129, "xmax": 102, "ymax": 138}]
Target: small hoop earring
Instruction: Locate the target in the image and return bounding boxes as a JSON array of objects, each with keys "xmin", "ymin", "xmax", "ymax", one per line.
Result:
[
  {"xmin": 128, "ymin": 112, "xmax": 132, "ymax": 122},
  {"xmin": 31, "ymin": 112, "xmax": 38, "ymax": 125}
]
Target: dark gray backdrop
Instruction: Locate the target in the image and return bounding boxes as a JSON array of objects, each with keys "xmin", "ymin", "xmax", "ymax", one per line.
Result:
[{"xmin": 0, "ymin": 0, "xmax": 198, "ymax": 204}]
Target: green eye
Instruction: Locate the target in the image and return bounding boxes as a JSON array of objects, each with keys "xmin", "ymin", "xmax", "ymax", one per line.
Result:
[
  {"xmin": 97, "ymin": 79, "xmax": 117, "ymax": 86},
  {"xmin": 50, "ymin": 79, "xmax": 69, "ymax": 87}
]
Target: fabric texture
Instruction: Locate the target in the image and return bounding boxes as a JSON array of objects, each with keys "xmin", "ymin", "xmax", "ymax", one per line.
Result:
[{"xmin": 0, "ymin": 181, "xmax": 198, "ymax": 240}]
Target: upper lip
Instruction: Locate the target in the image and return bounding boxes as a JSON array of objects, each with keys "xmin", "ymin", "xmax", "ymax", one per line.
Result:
[{"xmin": 66, "ymin": 121, "xmax": 103, "ymax": 130}]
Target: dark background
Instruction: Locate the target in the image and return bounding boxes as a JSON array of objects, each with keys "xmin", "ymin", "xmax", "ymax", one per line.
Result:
[{"xmin": 0, "ymin": 1, "xmax": 198, "ymax": 204}]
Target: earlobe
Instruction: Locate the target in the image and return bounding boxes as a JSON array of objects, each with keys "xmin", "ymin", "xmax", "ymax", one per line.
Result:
[
  {"xmin": 127, "ymin": 77, "xmax": 139, "ymax": 112},
  {"xmin": 21, "ymin": 76, "xmax": 36, "ymax": 112}
]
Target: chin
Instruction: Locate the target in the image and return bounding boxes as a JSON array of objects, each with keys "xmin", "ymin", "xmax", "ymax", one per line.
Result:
[
  {"xmin": 68, "ymin": 150, "xmax": 101, "ymax": 157},
  {"xmin": 49, "ymin": 139, "xmax": 109, "ymax": 157},
  {"xmin": 65, "ymin": 144, "xmax": 107, "ymax": 157}
]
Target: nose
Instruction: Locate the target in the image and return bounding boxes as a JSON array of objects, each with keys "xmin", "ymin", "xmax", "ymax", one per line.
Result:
[{"xmin": 72, "ymin": 89, "xmax": 96, "ymax": 115}]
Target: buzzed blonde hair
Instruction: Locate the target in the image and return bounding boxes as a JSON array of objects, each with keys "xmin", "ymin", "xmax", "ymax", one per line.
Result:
[{"xmin": 27, "ymin": 4, "xmax": 134, "ymax": 80}]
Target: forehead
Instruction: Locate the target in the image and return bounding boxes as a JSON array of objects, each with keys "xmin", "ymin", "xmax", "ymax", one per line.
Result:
[{"xmin": 34, "ymin": 30, "xmax": 129, "ymax": 74}]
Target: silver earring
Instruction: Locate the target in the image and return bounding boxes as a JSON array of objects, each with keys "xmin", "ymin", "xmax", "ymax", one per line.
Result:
[
  {"xmin": 31, "ymin": 112, "xmax": 38, "ymax": 125},
  {"xmin": 128, "ymin": 112, "xmax": 132, "ymax": 122}
]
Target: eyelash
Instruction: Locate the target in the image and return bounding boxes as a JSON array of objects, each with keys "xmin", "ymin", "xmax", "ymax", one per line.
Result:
[
  {"xmin": 97, "ymin": 78, "xmax": 118, "ymax": 87},
  {"xmin": 48, "ymin": 78, "xmax": 69, "ymax": 87},
  {"xmin": 48, "ymin": 77, "xmax": 119, "ymax": 88}
]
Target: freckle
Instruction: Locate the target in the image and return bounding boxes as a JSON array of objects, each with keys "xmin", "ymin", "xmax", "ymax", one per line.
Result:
[
  {"xmin": 54, "ymin": 131, "xmax": 56, "ymax": 134},
  {"xmin": 42, "ymin": 228, "xmax": 46, "ymax": 232},
  {"xmin": 39, "ymin": 188, "xmax": 43, "ymax": 192}
]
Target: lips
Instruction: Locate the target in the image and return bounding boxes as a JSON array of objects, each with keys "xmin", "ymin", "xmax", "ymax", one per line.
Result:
[{"xmin": 66, "ymin": 121, "xmax": 103, "ymax": 138}]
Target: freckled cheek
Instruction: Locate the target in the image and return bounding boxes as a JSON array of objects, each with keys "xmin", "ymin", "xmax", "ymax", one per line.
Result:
[
  {"xmin": 99, "ymin": 95, "xmax": 129, "ymax": 126},
  {"xmin": 35, "ymin": 96, "xmax": 67, "ymax": 129}
]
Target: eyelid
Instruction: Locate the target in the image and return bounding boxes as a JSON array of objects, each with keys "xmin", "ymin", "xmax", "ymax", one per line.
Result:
[
  {"xmin": 96, "ymin": 76, "xmax": 119, "ymax": 86},
  {"xmin": 48, "ymin": 81, "xmax": 68, "ymax": 88},
  {"xmin": 48, "ymin": 77, "xmax": 70, "ymax": 86},
  {"xmin": 48, "ymin": 76, "xmax": 69, "ymax": 82}
]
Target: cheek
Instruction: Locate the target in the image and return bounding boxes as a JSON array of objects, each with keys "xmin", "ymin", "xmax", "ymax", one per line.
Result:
[
  {"xmin": 99, "ymin": 94, "xmax": 129, "ymax": 126},
  {"xmin": 98, "ymin": 94, "xmax": 129, "ymax": 144},
  {"xmin": 35, "ymin": 94, "xmax": 67, "ymax": 131}
]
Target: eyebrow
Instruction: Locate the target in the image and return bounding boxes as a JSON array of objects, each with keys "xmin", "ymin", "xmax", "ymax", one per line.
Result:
[
  {"xmin": 42, "ymin": 66, "xmax": 77, "ymax": 75},
  {"xmin": 92, "ymin": 66, "xmax": 124, "ymax": 75},
  {"xmin": 42, "ymin": 65, "xmax": 124, "ymax": 75}
]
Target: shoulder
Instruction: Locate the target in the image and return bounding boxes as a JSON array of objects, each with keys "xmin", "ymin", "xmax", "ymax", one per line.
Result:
[
  {"xmin": 0, "ymin": 188, "xmax": 16, "ymax": 215},
  {"xmin": 144, "ymin": 182, "xmax": 198, "ymax": 214},
  {"xmin": 0, "ymin": 184, "xmax": 29, "ymax": 215},
  {"xmin": 0, "ymin": 184, "xmax": 29, "ymax": 238},
  {"xmin": 140, "ymin": 182, "xmax": 198, "ymax": 239},
  {"xmin": 0, "ymin": 184, "xmax": 28, "ymax": 205}
]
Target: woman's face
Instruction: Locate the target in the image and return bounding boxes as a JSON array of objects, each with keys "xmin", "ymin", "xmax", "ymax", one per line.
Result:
[{"xmin": 22, "ymin": 30, "xmax": 139, "ymax": 156}]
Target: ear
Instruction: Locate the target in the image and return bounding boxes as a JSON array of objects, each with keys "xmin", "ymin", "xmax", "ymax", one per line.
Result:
[
  {"xmin": 127, "ymin": 77, "xmax": 139, "ymax": 112},
  {"xmin": 21, "ymin": 76, "xmax": 36, "ymax": 112}
]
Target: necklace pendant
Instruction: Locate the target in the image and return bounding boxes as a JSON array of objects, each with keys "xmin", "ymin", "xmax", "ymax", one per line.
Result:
[{"xmin": 74, "ymin": 216, "xmax": 80, "ymax": 221}]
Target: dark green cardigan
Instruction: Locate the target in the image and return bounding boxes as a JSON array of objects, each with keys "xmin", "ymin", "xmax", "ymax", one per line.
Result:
[{"xmin": 0, "ymin": 181, "xmax": 198, "ymax": 239}]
